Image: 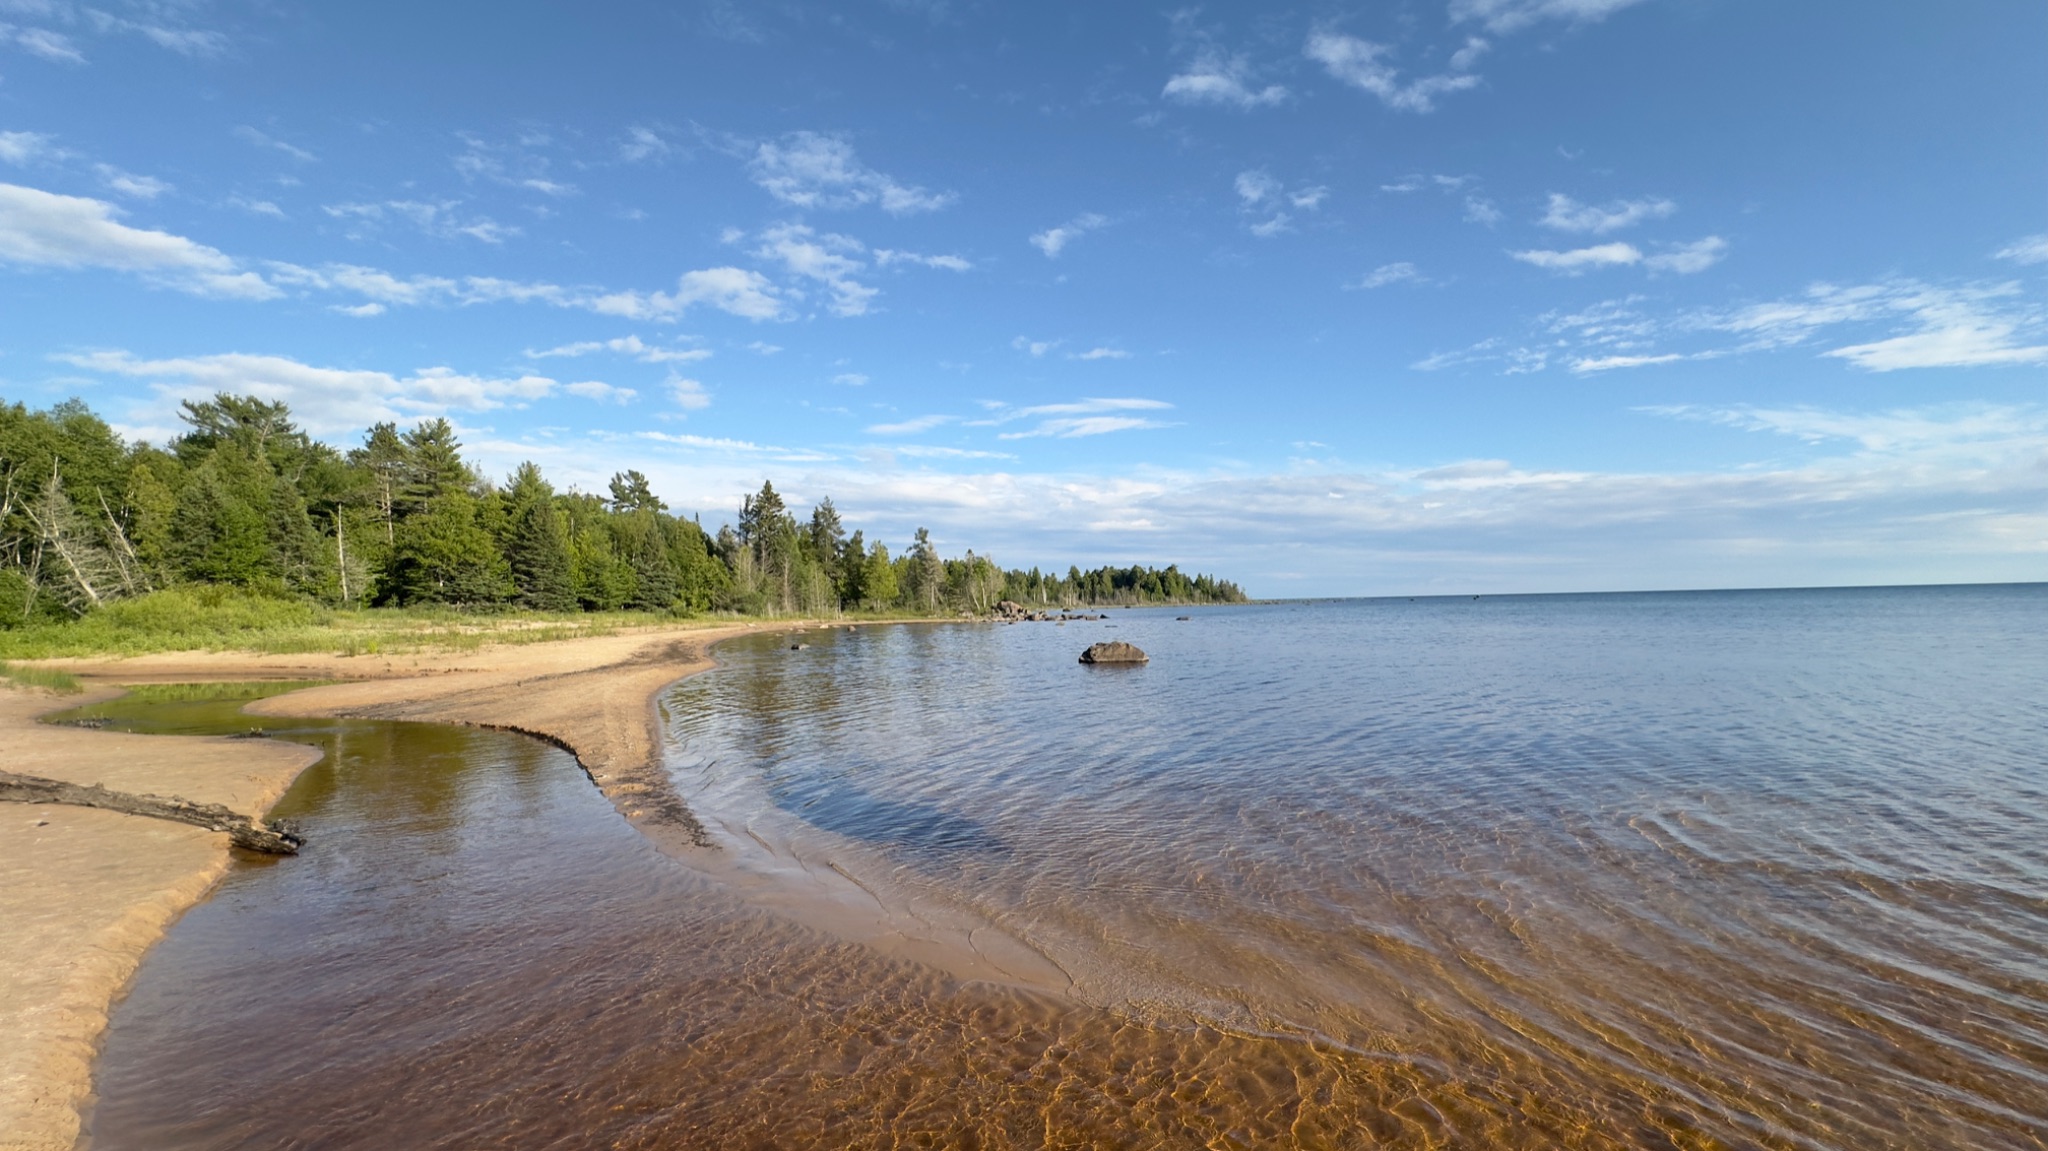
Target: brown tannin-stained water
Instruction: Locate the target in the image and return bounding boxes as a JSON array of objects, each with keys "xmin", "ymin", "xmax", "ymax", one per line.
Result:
[{"xmin": 84, "ymin": 587, "xmax": 2048, "ymax": 1149}]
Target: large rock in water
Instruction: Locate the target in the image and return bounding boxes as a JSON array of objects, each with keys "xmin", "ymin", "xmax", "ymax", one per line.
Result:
[{"xmin": 1079, "ymin": 641, "xmax": 1149, "ymax": 665}]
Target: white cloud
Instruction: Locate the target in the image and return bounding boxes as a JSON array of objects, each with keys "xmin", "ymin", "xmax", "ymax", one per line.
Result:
[
  {"xmin": 95, "ymin": 164, "xmax": 170, "ymax": 199},
  {"xmin": 230, "ymin": 196, "xmax": 285, "ymax": 218},
  {"xmin": 1290, "ymin": 186, "xmax": 1330, "ymax": 209},
  {"xmin": 882, "ymin": 445, "xmax": 1016, "ymax": 461},
  {"xmin": 1571, "ymin": 352, "xmax": 1684, "ymax": 372},
  {"xmin": 61, "ymin": 350, "xmax": 558, "ymax": 434},
  {"xmin": 1994, "ymin": 233, "xmax": 2048, "ymax": 266},
  {"xmin": 1540, "ymin": 192, "xmax": 1676, "ymax": 233},
  {"xmin": 5, "ymin": 25, "xmax": 83, "ymax": 62},
  {"xmin": 753, "ymin": 222, "xmax": 878, "ymax": 316},
  {"xmin": 832, "ymin": 372, "xmax": 869, "ymax": 386},
  {"xmin": 1070, "ymin": 347, "xmax": 1131, "ymax": 361},
  {"xmin": 620, "ymin": 126, "xmax": 672, "ymax": 163},
  {"xmin": 1162, "ymin": 51, "xmax": 1288, "ymax": 109},
  {"xmin": 1352, "ymin": 262, "xmax": 1420, "ymax": 289},
  {"xmin": 527, "ymin": 335, "xmax": 711, "ymax": 364},
  {"xmin": 1249, "ymin": 214, "xmax": 1292, "ymax": 238},
  {"xmin": 662, "ymin": 267, "xmax": 786, "ymax": 320},
  {"xmin": 1030, "ymin": 212, "xmax": 1107, "ymax": 258},
  {"xmin": 1709, "ymin": 280, "xmax": 2048, "ymax": 370},
  {"xmin": 0, "ymin": 182, "xmax": 276, "ymax": 298},
  {"xmin": 1463, "ymin": 196, "xmax": 1503, "ymax": 225},
  {"xmin": 520, "ymin": 178, "xmax": 576, "ymax": 196},
  {"xmin": 566, "ymin": 380, "xmax": 638, "ymax": 404},
  {"xmin": 324, "ymin": 199, "xmax": 518, "ymax": 245},
  {"xmin": 234, "ymin": 126, "xmax": 315, "ymax": 163},
  {"xmin": 0, "ymin": 130, "xmax": 53, "ymax": 164},
  {"xmin": 1012, "ymin": 335, "xmax": 1059, "ymax": 357},
  {"xmin": 1645, "ymin": 235, "xmax": 1727, "ymax": 274},
  {"xmin": 749, "ymin": 131, "xmax": 953, "ymax": 215},
  {"xmin": 669, "ymin": 377, "xmax": 712, "ymax": 411},
  {"xmin": 1449, "ymin": 0, "xmax": 1649, "ymax": 34},
  {"xmin": 746, "ymin": 340, "xmax": 783, "ymax": 355},
  {"xmin": 873, "ymin": 248, "xmax": 972, "ymax": 271},
  {"xmin": 867, "ymin": 413, "xmax": 952, "ymax": 435},
  {"xmin": 1305, "ymin": 32, "xmax": 1480, "ymax": 114},
  {"xmin": 981, "ymin": 396, "xmax": 1175, "ymax": 439},
  {"xmin": 331, "ymin": 302, "xmax": 384, "ymax": 318},
  {"xmin": 1510, "ymin": 241, "xmax": 1642, "ymax": 272},
  {"xmin": 1234, "ymin": 169, "xmax": 1282, "ymax": 206}
]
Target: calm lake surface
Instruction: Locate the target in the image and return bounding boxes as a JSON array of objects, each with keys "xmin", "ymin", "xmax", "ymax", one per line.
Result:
[{"xmin": 87, "ymin": 586, "xmax": 2048, "ymax": 1148}]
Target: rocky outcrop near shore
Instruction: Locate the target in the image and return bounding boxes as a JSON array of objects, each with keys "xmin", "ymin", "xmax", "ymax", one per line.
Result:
[{"xmin": 1079, "ymin": 641, "xmax": 1149, "ymax": 665}]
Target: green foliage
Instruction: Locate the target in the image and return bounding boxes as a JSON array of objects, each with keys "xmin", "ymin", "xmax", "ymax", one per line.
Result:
[
  {"xmin": 0, "ymin": 394, "xmax": 1248, "ymax": 653},
  {"xmin": 385, "ymin": 492, "xmax": 513, "ymax": 606}
]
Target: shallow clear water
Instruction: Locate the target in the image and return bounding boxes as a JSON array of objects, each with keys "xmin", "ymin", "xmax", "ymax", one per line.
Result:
[{"xmin": 87, "ymin": 586, "xmax": 2048, "ymax": 1148}]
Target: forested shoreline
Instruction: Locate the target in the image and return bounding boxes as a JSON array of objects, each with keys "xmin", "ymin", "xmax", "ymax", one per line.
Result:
[{"xmin": 0, "ymin": 394, "xmax": 1246, "ymax": 630}]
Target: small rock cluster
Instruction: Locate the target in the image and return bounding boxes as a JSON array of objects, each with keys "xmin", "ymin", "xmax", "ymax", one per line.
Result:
[{"xmin": 993, "ymin": 600, "xmax": 1109, "ymax": 623}]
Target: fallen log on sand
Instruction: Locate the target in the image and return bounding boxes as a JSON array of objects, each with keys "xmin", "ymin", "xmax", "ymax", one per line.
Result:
[{"xmin": 0, "ymin": 770, "xmax": 304, "ymax": 854}]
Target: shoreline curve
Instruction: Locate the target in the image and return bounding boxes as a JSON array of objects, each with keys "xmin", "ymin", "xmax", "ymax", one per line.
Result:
[{"xmin": 0, "ymin": 619, "xmax": 785, "ymax": 1151}]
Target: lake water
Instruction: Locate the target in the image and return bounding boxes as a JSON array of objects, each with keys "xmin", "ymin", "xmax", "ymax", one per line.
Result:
[{"xmin": 85, "ymin": 586, "xmax": 2048, "ymax": 1148}]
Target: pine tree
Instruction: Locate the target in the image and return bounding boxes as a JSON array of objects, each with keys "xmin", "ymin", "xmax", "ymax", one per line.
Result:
[
  {"xmin": 507, "ymin": 498, "xmax": 575, "ymax": 611},
  {"xmin": 627, "ymin": 526, "xmax": 678, "ymax": 612},
  {"xmin": 385, "ymin": 492, "xmax": 511, "ymax": 606},
  {"xmin": 861, "ymin": 541, "xmax": 897, "ymax": 610}
]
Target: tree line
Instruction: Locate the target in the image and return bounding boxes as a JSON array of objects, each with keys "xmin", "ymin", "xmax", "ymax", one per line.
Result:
[{"xmin": 0, "ymin": 394, "xmax": 1247, "ymax": 625}]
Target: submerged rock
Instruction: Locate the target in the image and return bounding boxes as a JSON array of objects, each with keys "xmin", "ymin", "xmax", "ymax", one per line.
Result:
[{"xmin": 1079, "ymin": 641, "xmax": 1148, "ymax": 665}]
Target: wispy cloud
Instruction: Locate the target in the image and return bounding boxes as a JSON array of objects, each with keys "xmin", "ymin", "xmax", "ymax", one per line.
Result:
[
  {"xmin": 1030, "ymin": 212, "xmax": 1107, "ymax": 258},
  {"xmin": 619, "ymin": 125, "xmax": 672, "ymax": 163},
  {"xmin": 234, "ymin": 125, "xmax": 315, "ymax": 163},
  {"xmin": 1449, "ymin": 0, "xmax": 1649, "ymax": 35},
  {"xmin": 1512, "ymin": 236, "xmax": 1725, "ymax": 274},
  {"xmin": 867, "ymin": 413, "xmax": 953, "ymax": 435},
  {"xmin": 1540, "ymin": 192, "xmax": 1676, "ymax": 233},
  {"xmin": 324, "ymin": 198, "xmax": 518, "ymax": 245},
  {"xmin": 1994, "ymin": 233, "xmax": 2048, "ymax": 266},
  {"xmin": 1305, "ymin": 32, "xmax": 1481, "ymax": 114},
  {"xmin": 4, "ymin": 25, "xmax": 84, "ymax": 62},
  {"xmin": 669, "ymin": 377, "xmax": 712, "ymax": 411},
  {"xmin": 749, "ymin": 131, "xmax": 954, "ymax": 214},
  {"xmin": 873, "ymin": 248, "xmax": 972, "ymax": 271},
  {"xmin": 565, "ymin": 380, "xmax": 638, "ymax": 404},
  {"xmin": 1350, "ymin": 262, "xmax": 1422, "ymax": 289},
  {"xmin": 979, "ymin": 397, "xmax": 1176, "ymax": 439},
  {"xmin": 1069, "ymin": 347, "xmax": 1131, "ymax": 361},
  {"xmin": 94, "ymin": 164, "xmax": 170, "ymax": 199},
  {"xmin": 1162, "ymin": 49, "xmax": 1289, "ymax": 109},
  {"xmin": 0, "ymin": 130, "xmax": 54, "ymax": 164},
  {"xmin": 753, "ymin": 222, "xmax": 877, "ymax": 316},
  {"xmin": 526, "ymin": 335, "xmax": 711, "ymax": 364},
  {"xmin": 1012, "ymin": 335, "xmax": 1059, "ymax": 357}
]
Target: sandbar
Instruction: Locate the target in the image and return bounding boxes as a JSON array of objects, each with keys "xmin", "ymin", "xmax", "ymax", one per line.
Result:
[{"xmin": 0, "ymin": 620, "xmax": 769, "ymax": 1151}]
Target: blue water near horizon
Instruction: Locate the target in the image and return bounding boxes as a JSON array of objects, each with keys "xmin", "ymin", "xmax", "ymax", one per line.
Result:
[{"xmin": 664, "ymin": 582, "xmax": 2048, "ymax": 1147}]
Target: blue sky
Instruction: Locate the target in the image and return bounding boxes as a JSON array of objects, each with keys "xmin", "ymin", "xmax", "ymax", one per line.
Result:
[{"xmin": 1, "ymin": 0, "xmax": 2043, "ymax": 595}]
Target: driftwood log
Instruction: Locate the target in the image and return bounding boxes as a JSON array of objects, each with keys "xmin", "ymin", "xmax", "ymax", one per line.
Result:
[{"xmin": 0, "ymin": 769, "xmax": 304, "ymax": 854}]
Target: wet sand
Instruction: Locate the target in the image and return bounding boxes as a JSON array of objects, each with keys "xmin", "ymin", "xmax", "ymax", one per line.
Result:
[{"xmin": 0, "ymin": 620, "xmax": 767, "ymax": 1151}]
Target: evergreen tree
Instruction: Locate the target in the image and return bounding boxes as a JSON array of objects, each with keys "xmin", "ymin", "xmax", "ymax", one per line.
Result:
[
  {"xmin": 627, "ymin": 526, "xmax": 678, "ymax": 612},
  {"xmin": 507, "ymin": 499, "xmax": 575, "ymax": 610},
  {"xmin": 395, "ymin": 419, "xmax": 473, "ymax": 518},
  {"xmin": 909, "ymin": 527, "xmax": 944, "ymax": 610},
  {"xmin": 385, "ymin": 491, "xmax": 511, "ymax": 605},
  {"xmin": 608, "ymin": 469, "xmax": 665, "ymax": 514},
  {"xmin": 861, "ymin": 540, "xmax": 897, "ymax": 610}
]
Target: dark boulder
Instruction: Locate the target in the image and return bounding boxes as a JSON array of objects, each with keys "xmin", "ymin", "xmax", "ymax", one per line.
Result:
[{"xmin": 1079, "ymin": 641, "xmax": 1149, "ymax": 665}]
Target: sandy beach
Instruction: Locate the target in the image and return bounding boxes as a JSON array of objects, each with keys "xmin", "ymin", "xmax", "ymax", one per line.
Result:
[{"xmin": 0, "ymin": 620, "xmax": 771, "ymax": 1151}]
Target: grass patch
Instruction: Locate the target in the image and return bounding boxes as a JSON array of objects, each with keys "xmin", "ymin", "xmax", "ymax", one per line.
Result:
[
  {"xmin": 0, "ymin": 660, "xmax": 84, "ymax": 693},
  {"xmin": 0, "ymin": 586, "xmax": 716, "ymax": 661},
  {"xmin": 113, "ymin": 680, "xmax": 329, "ymax": 704}
]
